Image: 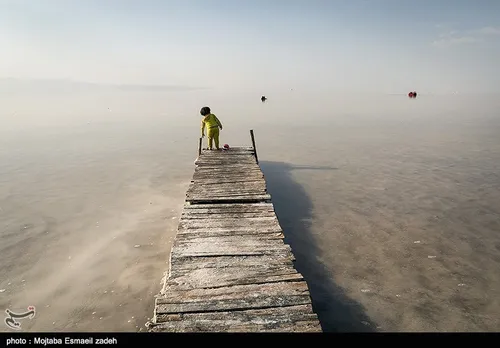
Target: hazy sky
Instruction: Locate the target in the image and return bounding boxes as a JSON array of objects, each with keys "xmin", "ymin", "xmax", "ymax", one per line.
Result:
[{"xmin": 1, "ymin": 0, "xmax": 500, "ymax": 94}]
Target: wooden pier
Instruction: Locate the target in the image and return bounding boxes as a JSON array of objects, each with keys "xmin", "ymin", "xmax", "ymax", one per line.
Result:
[{"xmin": 147, "ymin": 131, "xmax": 322, "ymax": 332}]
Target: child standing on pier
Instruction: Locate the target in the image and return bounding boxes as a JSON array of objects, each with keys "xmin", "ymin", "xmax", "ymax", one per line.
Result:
[{"xmin": 200, "ymin": 106, "xmax": 223, "ymax": 150}]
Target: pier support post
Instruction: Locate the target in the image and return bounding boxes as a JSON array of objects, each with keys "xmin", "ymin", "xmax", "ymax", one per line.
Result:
[{"xmin": 250, "ymin": 129, "xmax": 259, "ymax": 164}]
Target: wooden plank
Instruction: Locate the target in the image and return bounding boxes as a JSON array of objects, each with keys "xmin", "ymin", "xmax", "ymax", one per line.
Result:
[
  {"xmin": 187, "ymin": 186, "xmax": 268, "ymax": 193},
  {"xmin": 156, "ymin": 304, "xmax": 316, "ymax": 322},
  {"xmin": 193, "ymin": 168, "xmax": 263, "ymax": 172},
  {"xmin": 196, "ymin": 158, "xmax": 256, "ymax": 161},
  {"xmin": 185, "ymin": 196, "xmax": 269, "ymax": 201},
  {"xmin": 172, "ymin": 237, "xmax": 291, "ymax": 255},
  {"xmin": 195, "ymin": 165, "xmax": 261, "ymax": 169},
  {"xmin": 193, "ymin": 166, "xmax": 262, "ymax": 171},
  {"xmin": 186, "ymin": 192, "xmax": 270, "ymax": 198},
  {"xmin": 193, "ymin": 170, "xmax": 263, "ymax": 174},
  {"xmin": 195, "ymin": 158, "xmax": 258, "ymax": 162},
  {"xmin": 155, "ymin": 281, "xmax": 312, "ymax": 314},
  {"xmin": 195, "ymin": 161, "xmax": 258, "ymax": 165},
  {"xmin": 199, "ymin": 153, "xmax": 256, "ymax": 158},
  {"xmin": 173, "ymin": 235, "xmax": 286, "ymax": 246},
  {"xmin": 169, "ymin": 254, "xmax": 295, "ymax": 268},
  {"xmin": 191, "ymin": 178, "xmax": 264, "ymax": 182},
  {"xmin": 188, "ymin": 185, "xmax": 265, "ymax": 190},
  {"xmin": 186, "ymin": 196, "xmax": 272, "ymax": 203},
  {"xmin": 192, "ymin": 179, "xmax": 265, "ymax": 185},
  {"xmin": 165, "ymin": 266, "xmax": 303, "ymax": 290},
  {"xmin": 191, "ymin": 175, "xmax": 264, "ymax": 181},
  {"xmin": 151, "ymin": 305, "xmax": 321, "ymax": 332},
  {"xmin": 193, "ymin": 171, "xmax": 262, "ymax": 174},
  {"xmin": 194, "ymin": 169, "xmax": 261, "ymax": 172},
  {"xmin": 193, "ymin": 168, "xmax": 263, "ymax": 173},
  {"xmin": 199, "ymin": 152, "xmax": 255, "ymax": 155},
  {"xmin": 181, "ymin": 212, "xmax": 277, "ymax": 219},
  {"xmin": 177, "ymin": 223, "xmax": 282, "ymax": 230},
  {"xmin": 186, "ymin": 190, "xmax": 268, "ymax": 195},
  {"xmin": 192, "ymin": 173, "xmax": 264, "ymax": 177},
  {"xmin": 176, "ymin": 230, "xmax": 284, "ymax": 240},
  {"xmin": 178, "ymin": 226, "xmax": 283, "ymax": 235},
  {"xmin": 165, "ymin": 273, "xmax": 305, "ymax": 291},
  {"xmin": 170, "ymin": 243, "xmax": 293, "ymax": 259},
  {"xmin": 195, "ymin": 163, "xmax": 258, "ymax": 167},
  {"xmin": 188, "ymin": 181, "xmax": 266, "ymax": 187},
  {"xmin": 173, "ymin": 232, "xmax": 287, "ymax": 244},
  {"xmin": 196, "ymin": 154, "xmax": 256, "ymax": 158},
  {"xmin": 186, "ymin": 191, "xmax": 268, "ymax": 197},
  {"xmin": 201, "ymin": 146, "xmax": 254, "ymax": 151},
  {"xmin": 169, "ymin": 255, "xmax": 296, "ymax": 272},
  {"xmin": 187, "ymin": 190, "xmax": 268, "ymax": 196},
  {"xmin": 195, "ymin": 164, "xmax": 259, "ymax": 167},
  {"xmin": 193, "ymin": 170, "xmax": 263, "ymax": 175},
  {"xmin": 177, "ymin": 226, "xmax": 283, "ymax": 234},
  {"xmin": 179, "ymin": 215, "xmax": 278, "ymax": 222},
  {"xmin": 186, "ymin": 200, "xmax": 272, "ymax": 205},
  {"xmin": 201, "ymin": 146, "xmax": 253, "ymax": 149},
  {"xmin": 195, "ymin": 161, "xmax": 260, "ymax": 165},
  {"xmin": 185, "ymin": 197, "xmax": 271, "ymax": 203},
  {"xmin": 189, "ymin": 180, "xmax": 265, "ymax": 186},
  {"xmin": 194, "ymin": 164, "xmax": 261, "ymax": 169},
  {"xmin": 156, "ymin": 303, "xmax": 316, "ymax": 320},
  {"xmin": 157, "ymin": 280, "xmax": 311, "ymax": 302},
  {"xmin": 170, "ymin": 250, "xmax": 294, "ymax": 261},
  {"xmin": 183, "ymin": 205, "xmax": 275, "ymax": 213},
  {"xmin": 195, "ymin": 159, "xmax": 258, "ymax": 162},
  {"xmin": 186, "ymin": 189, "xmax": 267, "ymax": 194},
  {"xmin": 191, "ymin": 176, "xmax": 264, "ymax": 182},
  {"xmin": 195, "ymin": 164, "xmax": 259, "ymax": 168},
  {"xmin": 184, "ymin": 203, "xmax": 274, "ymax": 209},
  {"xmin": 171, "ymin": 249, "xmax": 294, "ymax": 260},
  {"xmin": 182, "ymin": 212, "xmax": 276, "ymax": 217},
  {"xmin": 178, "ymin": 220, "xmax": 280, "ymax": 229},
  {"xmin": 191, "ymin": 177, "xmax": 264, "ymax": 182},
  {"xmin": 182, "ymin": 207, "xmax": 275, "ymax": 214},
  {"xmin": 200, "ymin": 150, "xmax": 254, "ymax": 153},
  {"xmin": 200, "ymin": 149, "xmax": 254, "ymax": 154},
  {"xmin": 192, "ymin": 173, "xmax": 263, "ymax": 178},
  {"xmin": 178, "ymin": 217, "xmax": 280, "ymax": 229},
  {"xmin": 197, "ymin": 156, "xmax": 256, "ymax": 160},
  {"xmin": 194, "ymin": 170, "xmax": 262, "ymax": 173},
  {"xmin": 196, "ymin": 154, "xmax": 255, "ymax": 157},
  {"xmin": 167, "ymin": 260, "xmax": 296, "ymax": 277},
  {"xmin": 149, "ymin": 318, "xmax": 321, "ymax": 332}
]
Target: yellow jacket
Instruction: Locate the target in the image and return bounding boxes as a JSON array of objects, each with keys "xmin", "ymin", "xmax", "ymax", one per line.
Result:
[{"xmin": 201, "ymin": 114, "xmax": 222, "ymax": 136}]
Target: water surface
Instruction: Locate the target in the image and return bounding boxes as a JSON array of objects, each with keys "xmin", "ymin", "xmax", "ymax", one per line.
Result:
[{"xmin": 1, "ymin": 88, "xmax": 499, "ymax": 331}]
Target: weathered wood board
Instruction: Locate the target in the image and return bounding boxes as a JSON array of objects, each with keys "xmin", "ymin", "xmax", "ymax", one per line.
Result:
[{"xmin": 147, "ymin": 146, "xmax": 322, "ymax": 332}]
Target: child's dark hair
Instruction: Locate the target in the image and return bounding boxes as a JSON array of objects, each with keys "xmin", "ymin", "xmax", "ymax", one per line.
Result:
[{"xmin": 200, "ymin": 106, "xmax": 211, "ymax": 116}]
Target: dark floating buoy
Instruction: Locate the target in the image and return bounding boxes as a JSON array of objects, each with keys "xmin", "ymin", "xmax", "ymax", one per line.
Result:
[
  {"xmin": 261, "ymin": 95, "xmax": 267, "ymax": 102},
  {"xmin": 408, "ymin": 91, "xmax": 417, "ymax": 98}
]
